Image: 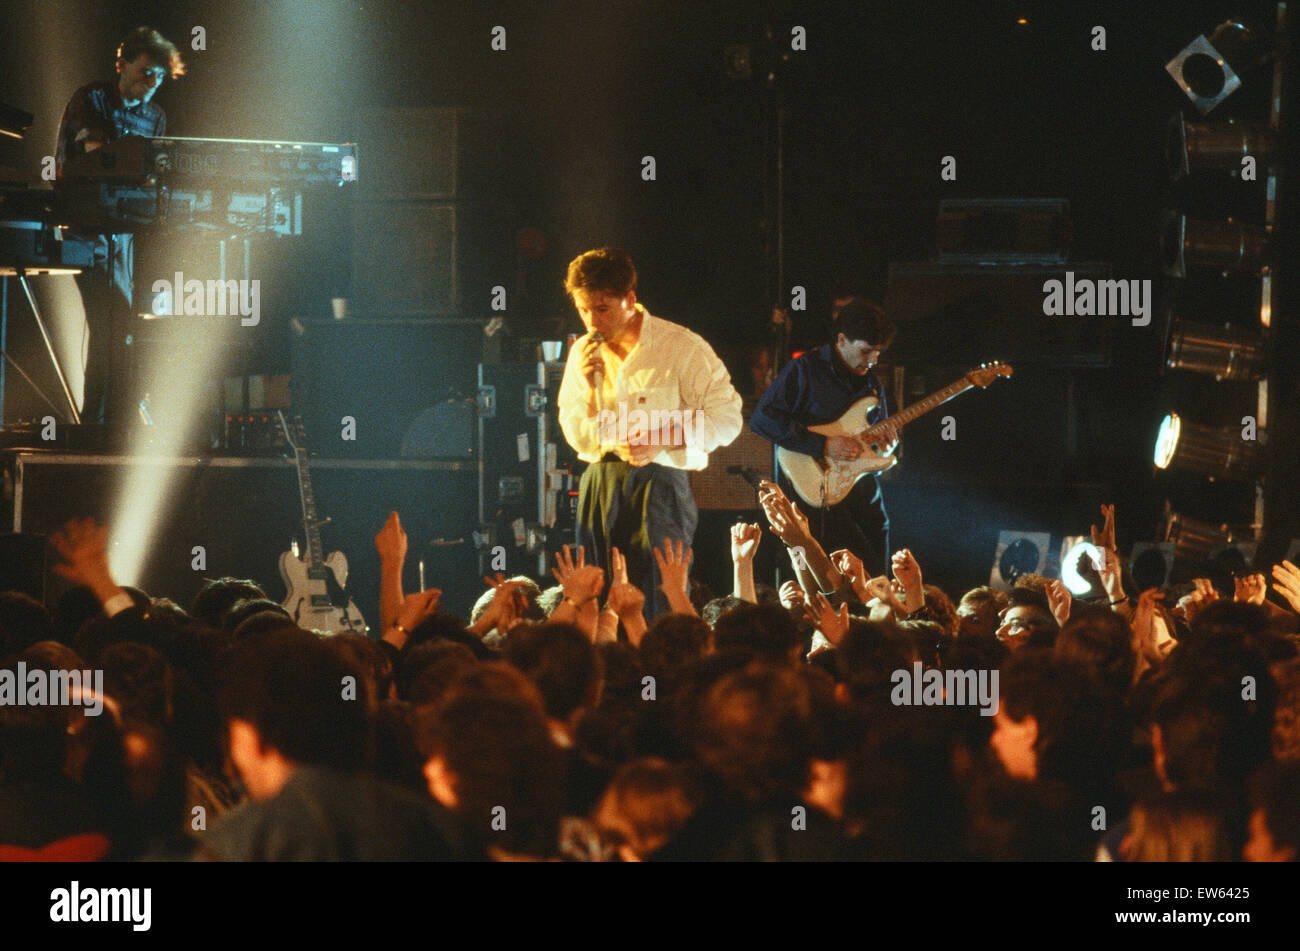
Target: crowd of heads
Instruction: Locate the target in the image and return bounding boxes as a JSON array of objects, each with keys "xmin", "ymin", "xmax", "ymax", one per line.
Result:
[{"xmin": 3, "ymin": 518, "xmax": 1300, "ymax": 862}]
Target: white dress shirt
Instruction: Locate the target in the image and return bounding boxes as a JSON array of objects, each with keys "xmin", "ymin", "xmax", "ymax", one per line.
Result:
[{"xmin": 557, "ymin": 306, "xmax": 743, "ymax": 471}]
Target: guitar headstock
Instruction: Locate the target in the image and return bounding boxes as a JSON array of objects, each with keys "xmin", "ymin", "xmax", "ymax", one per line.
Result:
[
  {"xmin": 966, "ymin": 361, "xmax": 1014, "ymax": 388},
  {"xmin": 276, "ymin": 411, "xmax": 309, "ymax": 454}
]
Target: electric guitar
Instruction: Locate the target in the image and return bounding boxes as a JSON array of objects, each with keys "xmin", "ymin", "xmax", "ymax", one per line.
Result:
[
  {"xmin": 276, "ymin": 412, "xmax": 368, "ymax": 634},
  {"xmin": 777, "ymin": 362, "xmax": 1013, "ymax": 508}
]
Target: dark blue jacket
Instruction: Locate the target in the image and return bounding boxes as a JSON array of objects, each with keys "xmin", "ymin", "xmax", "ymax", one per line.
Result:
[{"xmin": 749, "ymin": 344, "xmax": 889, "ymax": 457}]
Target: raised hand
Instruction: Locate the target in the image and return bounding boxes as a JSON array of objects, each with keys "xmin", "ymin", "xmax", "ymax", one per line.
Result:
[
  {"xmin": 1131, "ymin": 587, "xmax": 1167, "ymax": 663},
  {"xmin": 653, "ymin": 537, "xmax": 696, "ymax": 616},
  {"xmin": 890, "ymin": 548, "xmax": 925, "ymax": 612},
  {"xmin": 1090, "ymin": 503, "xmax": 1116, "ymax": 553},
  {"xmin": 562, "ymin": 564, "xmax": 606, "ymax": 607},
  {"xmin": 1234, "ymin": 572, "xmax": 1267, "ymax": 605},
  {"xmin": 778, "ymin": 579, "xmax": 806, "ymax": 612},
  {"xmin": 610, "ymin": 546, "xmax": 630, "ymax": 585},
  {"xmin": 550, "ymin": 544, "xmax": 587, "ymax": 587},
  {"xmin": 50, "ymin": 517, "xmax": 127, "ymax": 610},
  {"xmin": 830, "ymin": 549, "xmax": 870, "ymax": 601},
  {"xmin": 890, "ymin": 548, "xmax": 921, "ymax": 591},
  {"xmin": 374, "ymin": 510, "xmax": 408, "ymax": 565},
  {"xmin": 758, "ymin": 480, "xmax": 810, "ymax": 546},
  {"xmin": 730, "ymin": 522, "xmax": 762, "ymax": 563},
  {"xmin": 864, "ymin": 575, "xmax": 907, "ymax": 615},
  {"xmin": 653, "ymin": 538, "xmax": 692, "ymax": 595},
  {"xmin": 803, "ymin": 591, "xmax": 850, "ymax": 646},
  {"xmin": 1271, "ymin": 561, "xmax": 1300, "ymax": 613},
  {"xmin": 1046, "ymin": 578, "xmax": 1072, "ymax": 627},
  {"xmin": 1174, "ymin": 577, "xmax": 1218, "ymax": 624}
]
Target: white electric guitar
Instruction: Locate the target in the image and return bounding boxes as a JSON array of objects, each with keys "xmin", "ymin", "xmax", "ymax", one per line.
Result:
[
  {"xmin": 777, "ymin": 362, "xmax": 1013, "ymax": 508},
  {"xmin": 277, "ymin": 412, "xmax": 368, "ymax": 635}
]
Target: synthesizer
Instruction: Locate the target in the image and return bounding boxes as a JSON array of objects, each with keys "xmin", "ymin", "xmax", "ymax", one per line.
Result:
[{"xmin": 62, "ymin": 135, "xmax": 358, "ymax": 187}]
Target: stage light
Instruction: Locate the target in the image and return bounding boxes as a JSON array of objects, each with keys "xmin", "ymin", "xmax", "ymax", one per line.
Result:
[
  {"xmin": 1060, "ymin": 537, "xmax": 1104, "ymax": 596},
  {"xmin": 1166, "ymin": 115, "xmax": 1273, "ymax": 179},
  {"xmin": 1161, "ymin": 213, "xmax": 1270, "ymax": 277},
  {"xmin": 1130, "ymin": 541, "xmax": 1176, "ymax": 590},
  {"xmin": 1163, "ymin": 506, "xmax": 1253, "ymax": 564},
  {"xmin": 1165, "ymin": 21, "xmax": 1270, "ymax": 114},
  {"xmin": 1209, "ymin": 541, "xmax": 1258, "ymax": 576},
  {"xmin": 1165, "ymin": 319, "xmax": 1265, "ymax": 381},
  {"xmin": 989, "ymin": 531, "xmax": 1049, "ymax": 591},
  {"xmin": 1153, "ymin": 412, "xmax": 1263, "ymax": 480}
]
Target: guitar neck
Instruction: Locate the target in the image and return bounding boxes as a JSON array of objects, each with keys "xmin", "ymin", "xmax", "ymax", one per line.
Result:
[
  {"xmin": 293, "ymin": 448, "xmax": 325, "ymax": 572},
  {"xmin": 869, "ymin": 377, "xmax": 976, "ymax": 434}
]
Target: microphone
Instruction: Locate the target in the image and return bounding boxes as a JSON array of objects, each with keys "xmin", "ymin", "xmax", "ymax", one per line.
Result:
[
  {"xmin": 727, "ymin": 465, "xmax": 766, "ymax": 490},
  {"xmin": 589, "ymin": 331, "xmax": 604, "ymax": 402}
]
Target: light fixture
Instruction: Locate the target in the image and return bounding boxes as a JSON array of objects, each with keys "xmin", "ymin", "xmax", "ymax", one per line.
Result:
[
  {"xmin": 1167, "ymin": 115, "xmax": 1274, "ymax": 179},
  {"xmin": 1165, "ymin": 21, "xmax": 1270, "ymax": 115},
  {"xmin": 989, "ymin": 531, "xmax": 1050, "ymax": 591},
  {"xmin": 1130, "ymin": 541, "xmax": 1176, "ymax": 590},
  {"xmin": 1161, "ymin": 212, "xmax": 1270, "ymax": 277},
  {"xmin": 1165, "ymin": 319, "xmax": 1265, "ymax": 381},
  {"xmin": 1154, "ymin": 412, "xmax": 1263, "ymax": 480},
  {"xmin": 1059, "ymin": 537, "xmax": 1104, "ymax": 596},
  {"xmin": 1164, "ymin": 506, "xmax": 1253, "ymax": 563}
]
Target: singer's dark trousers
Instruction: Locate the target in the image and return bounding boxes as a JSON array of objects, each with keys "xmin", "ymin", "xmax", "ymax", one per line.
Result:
[{"xmin": 577, "ymin": 458, "xmax": 698, "ymax": 620}]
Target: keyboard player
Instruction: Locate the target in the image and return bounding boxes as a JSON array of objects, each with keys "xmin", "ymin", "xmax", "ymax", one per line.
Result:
[{"xmin": 53, "ymin": 26, "xmax": 185, "ymax": 423}]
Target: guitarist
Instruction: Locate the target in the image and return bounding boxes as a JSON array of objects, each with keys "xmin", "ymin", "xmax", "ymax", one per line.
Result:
[{"xmin": 750, "ymin": 298, "xmax": 900, "ymax": 576}]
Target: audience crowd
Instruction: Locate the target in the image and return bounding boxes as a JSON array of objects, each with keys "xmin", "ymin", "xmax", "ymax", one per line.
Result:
[{"xmin": 2, "ymin": 490, "xmax": 1300, "ymax": 862}]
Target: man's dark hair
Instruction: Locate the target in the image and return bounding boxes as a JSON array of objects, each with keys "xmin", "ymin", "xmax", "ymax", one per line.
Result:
[
  {"xmin": 835, "ymin": 298, "xmax": 895, "ymax": 350},
  {"xmin": 398, "ymin": 640, "xmax": 478, "ymax": 704},
  {"xmin": 325, "ymin": 633, "xmax": 394, "ymax": 709},
  {"xmin": 223, "ymin": 598, "xmax": 290, "ymax": 633},
  {"xmin": 0, "ymin": 660, "xmax": 68, "ymax": 782},
  {"xmin": 0, "ymin": 591, "xmax": 55, "ymax": 657},
  {"xmin": 1055, "ymin": 604, "xmax": 1135, "ymax": 691},
  {"xmin": 415, "ymin": 683, "xmax": 563, "ymax": 857},
  {"xmin": 100, "ymin": 641, "xmax": 173, "ymax": 728},
  {"xmin": 216, "ymin": 628, "xmax": 368, "ymax": 772},
  {"xmin": 1249, "ymin": 760, "xmax": 1300, "ymax": 860},
  {"xmin": 503, "ymin": 622, "xmax": 602, "ymax": 721},
  {"xmin": 564, "ymin": 247, "xmax": 637, "ymax": 298},
  {"xmin": 701, "ymin": 594, "xmax": 746, "ymax": 628},
  {"xmin": 837, "ymin": 619, "xmax": 917, "ymax": 703},
  {"xmin": 712, "ymin": 603, "xmax": 803, "ymax": 661},
  {"xmin": 639, "ymin": 614, "xmax": 711, "ymax": 679},
  {"xmin": 190, "ymin": 578, "xmax": 266, "ymax": 629},
  {"xmin": 117, "ymin": 26, "xmax": 186, "ymax": 78},
  {"xmin": 1150, "ymin": 642, "xmax": 1276, "ymax": 792},
  {"xmin": 694, "ymin": 662, "xmax": 814, "ymax": 803},
  {"xmin": 999, "ymin": 648, "xmax": 1117, "ymax": 796}
]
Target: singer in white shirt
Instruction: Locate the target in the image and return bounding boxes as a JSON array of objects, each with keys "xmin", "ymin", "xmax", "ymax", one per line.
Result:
[{"xmin": 556, "ymin": 248, "xmax": 743, "ymax": 617}]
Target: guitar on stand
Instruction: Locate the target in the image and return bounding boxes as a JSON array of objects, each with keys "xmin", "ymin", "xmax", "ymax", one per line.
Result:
[
  {"xmin": 276, "ymin": 411, "xmax": 368, "ymax": 634},
  {"xmin": 777, "ymin": 362, "xmax": 1014, "ymax": 508}
]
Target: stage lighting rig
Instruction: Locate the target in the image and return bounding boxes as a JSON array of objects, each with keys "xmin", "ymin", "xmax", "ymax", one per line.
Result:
[
  {"xmin": 1165, "ymin": 319, "xmax": 1266, "ymax": 381},
  {"xmin": 1154, "ymin": 412, "xmax": 1264, "ymax": 481},
  {"xmin": 1165, "ymin": 20, "xmax": 1271, "ymax": 115}
]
